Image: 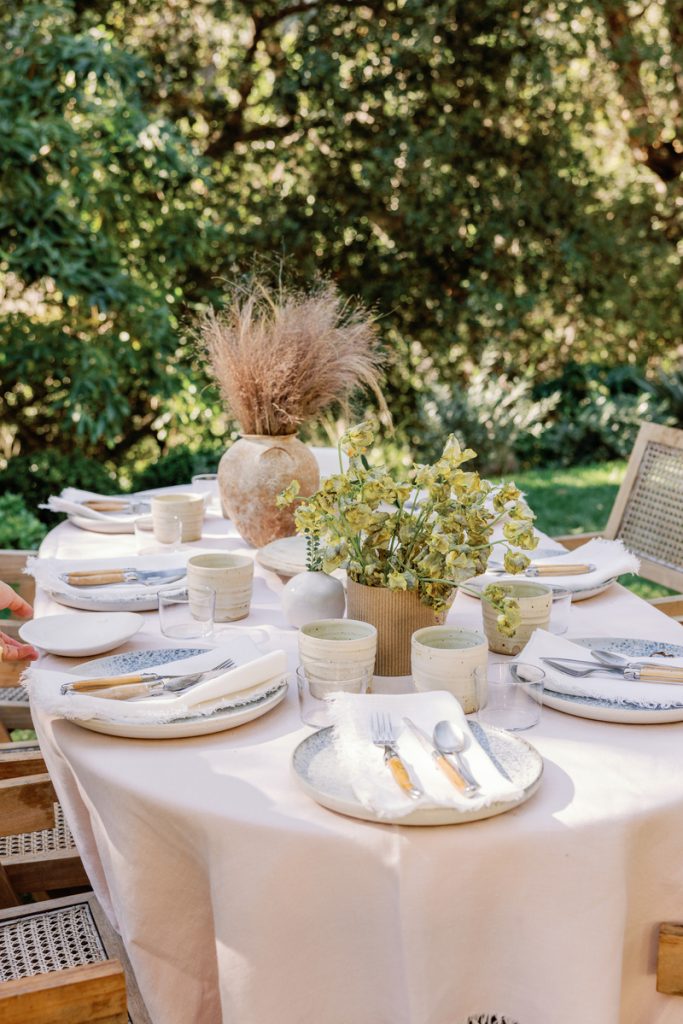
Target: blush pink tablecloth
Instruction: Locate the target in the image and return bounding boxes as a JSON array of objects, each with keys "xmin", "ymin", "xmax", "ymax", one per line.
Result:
[{"xmin": 28, "ymin": 508, "xmax": 683, "ymax": 1024}]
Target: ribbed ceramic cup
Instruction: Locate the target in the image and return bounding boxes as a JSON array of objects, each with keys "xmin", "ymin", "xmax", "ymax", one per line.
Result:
[
  {"xmin": 411, "ymin": 626, "xmax": 489, "ymax": 713},
  {"xmin": 482, "ymin": 581, "xmax": 552, "ymax": 656},
  {"xmin": 299, "ymin": 619, "xmax": 377, "ymax": 696},
  {"xmin": 186, "ymin": 552, "xmax": 254, "ymax": 622},
  {"xmin": 151, "ymin": 493, "xmax": 204, "ymax": 543}
]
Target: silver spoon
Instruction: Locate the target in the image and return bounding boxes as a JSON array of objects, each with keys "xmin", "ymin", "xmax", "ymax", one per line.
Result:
[
  {"xmin": 591, "ymin": 649, "xmax": 678, "ymax": 670},
  {"xmin": 433, "ymin": 721, "xmax": 480, "ymax": 792}
]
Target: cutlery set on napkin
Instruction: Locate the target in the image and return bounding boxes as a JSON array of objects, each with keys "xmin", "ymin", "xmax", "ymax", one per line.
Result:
[
  {"xmin": 26, "ymin": 554, "xmax": 189, "ymax": 606},
  {"xmin": 40, "ymin": 487, "xmax": 152, "ymax": 522},
  {"xmin": 476, "ymin": 537, "xmax": 640, "ymax": 591},
  {"xmin": 327, "ymin": 692, "xmax": 524, "ymax": 819},
  {"xmin": 27, "ymin": 637, "xmax": 288, "ymax": 725},
  {"xmin": 522, "ymin": 630, "xmax": 683, "ymax": 709}
]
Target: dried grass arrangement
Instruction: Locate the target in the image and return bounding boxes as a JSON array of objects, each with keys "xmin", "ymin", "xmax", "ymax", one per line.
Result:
[{"xmin": 198, "ymin": 280, "xmax": 386, "ymax": 436}]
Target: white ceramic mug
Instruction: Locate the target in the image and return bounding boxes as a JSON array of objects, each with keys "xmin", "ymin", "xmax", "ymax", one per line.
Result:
[
  {"xmin": 299, "ymin": 619, "xmax": 377, "ymax": 695},
  {"xmin": 151, "ymin": 493, "xmax": 204, "ymax": 543},
  {"xmin": 411, "ymin": 625, "xmax": 488, "ymax": 713},
  {"xmin": 186, "ymin": 552, "xmax": 254, "ymax": 622}
]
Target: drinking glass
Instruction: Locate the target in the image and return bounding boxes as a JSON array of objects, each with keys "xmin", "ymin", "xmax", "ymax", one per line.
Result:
[
  {"xmin": 192, "ymin": 473, "xmax": 220, "ymax": 513},
  {"xmin": 548, "ymin": 587, "xmax": 572, "ymax": 635},
  {"xmin": 296, "ymin": 665, "xmax": 370, "ymax": 728},
  {"xmin": 158, "ymin": 584, "xmax": 215, "ymax": 640},
  {"xmin": 134, "ymin": 514, "xmax": 181, "ymax": 555},
  {"xmin": 476, "ymin": 662, "xmax": 545, "ymax": 731}
]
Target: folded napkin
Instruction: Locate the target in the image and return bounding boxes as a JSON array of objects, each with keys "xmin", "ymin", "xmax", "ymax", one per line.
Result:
[
  {"xmin": 40, "ymin": 487, "xmax": 147, "ymax": 523},
  {"xmin": 521, "ymin": 629, "xmax": 683, "ymax": 709},
  {"xmin": 25, "ymin": 636, "xmax": 288, "ymax": 725},
  {"xmin": 26, "ymin": 553, "xmax": 188, "ymax": 605},
  {"xmin": 479, "ymin": 537, "xmax": 639, "ymax": 592},
  {"xmin": 327, "ymin": 692, "xmax": 524, "ymax": 819}
]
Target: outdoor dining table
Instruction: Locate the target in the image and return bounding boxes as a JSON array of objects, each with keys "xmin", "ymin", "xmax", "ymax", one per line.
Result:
[{"xmin": 27, "ymin": 500, "xmax": 683, "ymax": 1024}]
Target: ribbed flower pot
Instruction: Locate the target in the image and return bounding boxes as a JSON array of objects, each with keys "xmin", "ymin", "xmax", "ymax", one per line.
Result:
[
  {"xmin": 346, "ymin": 578, "xmax": 446, "ymax": 676},
  {"xmin": 218, "ymin": 433, "xmax": 319, "ymax": 548}
]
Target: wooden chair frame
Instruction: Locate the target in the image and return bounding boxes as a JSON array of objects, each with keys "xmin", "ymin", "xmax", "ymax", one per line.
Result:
[
  {"xmin": 557, "ymin": 422, "xmax": 683, "ymax": 620},
  {"xmin": 0, "ymin": 743, "xmax": 88, "ymax": 907}
]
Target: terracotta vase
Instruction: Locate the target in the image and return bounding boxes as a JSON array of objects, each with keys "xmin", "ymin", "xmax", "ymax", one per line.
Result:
[
  {"xmin": 346, "ymin": 578, "xmax": 446, "ymax": 677},
  {"xmin": 218, "ymin": 434, "xmax": 320, "ymax": 548}
]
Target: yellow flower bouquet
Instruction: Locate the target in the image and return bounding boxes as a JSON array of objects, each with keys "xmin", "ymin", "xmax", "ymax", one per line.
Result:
[{"xmin": 279, "ymin": 420, "xmax": 538, "ymax": 644}]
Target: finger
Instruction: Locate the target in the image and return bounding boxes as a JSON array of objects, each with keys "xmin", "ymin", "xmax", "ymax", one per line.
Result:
[
  {"xmin": 5, "ymin": 592, "xmax": 33, "ymax": 618},
  {"xmin": 0, "ymin": 640, "xmax": 39, "ymax": 662}
]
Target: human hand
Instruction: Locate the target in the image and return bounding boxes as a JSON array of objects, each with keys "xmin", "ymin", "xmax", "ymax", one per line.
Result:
[
  {"xmin": 0, "ymin": 580, "xmax": 33, "ymax": 619},
  {"xmin": 0, "ymin": 630, "xmax": 39, "ymax": 662}
]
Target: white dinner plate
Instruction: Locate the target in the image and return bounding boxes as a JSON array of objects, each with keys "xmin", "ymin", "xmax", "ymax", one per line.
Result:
[
  {"xmin": 256, "ymin": 536, "xmax": 309, "ymax": 577},
  {"xmin": 64, "ymin": 647, "xmax": 288, "ymax": 739},
  {"xmin": 68, "ymin": 514, "xmax": 138, "ymax": 535},
  {"xmin": 292, "ymin": 724, "xmax": 543, "ymax": 826},
  {"xmin": 19, "ymin": 611, "xmax": 144, "ymax": 657},
  {"xmin": 540, "ymin": 635, "xmax": 683, "ymax": 724}
]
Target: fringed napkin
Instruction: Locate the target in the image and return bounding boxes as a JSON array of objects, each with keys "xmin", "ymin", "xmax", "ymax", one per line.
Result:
[
  {"xmin": 26, "ymin": 553, "xmax": 188, "ymax": 605},
  {"xmin": 40, "ymin": 487, "xmax": 146, "ymax": 523},
  {"xmin": 327, "ymin": 692, "xmax": 523, "ymax": 819}
]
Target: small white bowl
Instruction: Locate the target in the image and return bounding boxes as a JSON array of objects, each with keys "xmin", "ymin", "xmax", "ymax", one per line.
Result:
[{"xmin": 19, "ymin": 612, "xmax": 144, "ymax": 657}]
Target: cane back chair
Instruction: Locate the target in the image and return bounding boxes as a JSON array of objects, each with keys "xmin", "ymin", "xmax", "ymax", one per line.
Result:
[{"xmin": 557, "ymin": 422, "xmax": 683, "ymax": 620}]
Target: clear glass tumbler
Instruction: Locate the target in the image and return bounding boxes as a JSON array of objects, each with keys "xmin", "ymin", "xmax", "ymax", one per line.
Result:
[
  {"xmin": 134, "ymin": 514, "xmax": 181, "ymax": 555},
  {"xmin": 476, "ymin": 662, "xmax": 545, "ymax": 731},
  {"xmin": 296, "ymin": 665, "xmax": 370, "ymax": 728},
  {"xmin": 548, "ymin": 587, "xmax": 572, "ymax": 635},
  {"xmin": 192, "ymin": 473, "xmax": 220, "ymax": 513},
  {"xmin": 158, "ymin": 584, "xmax": 215, "ymax": 641}
]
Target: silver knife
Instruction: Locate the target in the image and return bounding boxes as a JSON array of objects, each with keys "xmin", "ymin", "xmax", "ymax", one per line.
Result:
[
  {"xmin": 541, "ymin": 657, "xmax": 683, "ymax": 683},
  {"xmin": 59, "ymin": 567, "xmax": 186, "ymax": 587},
  {"xmin": 402, "ymin": 717, "xmax": 477, "ymax": 795}
]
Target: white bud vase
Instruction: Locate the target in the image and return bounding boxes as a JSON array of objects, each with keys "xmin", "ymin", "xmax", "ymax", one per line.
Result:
[{"xmin": 282, "ymin": 571, "xmax": 346, "ymax": 629}]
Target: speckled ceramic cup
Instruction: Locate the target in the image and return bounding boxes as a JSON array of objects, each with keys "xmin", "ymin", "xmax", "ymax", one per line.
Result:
[
  {"xmin": 299, "ymin": 619, "xmax": 377, "ymax": 696},
  {"xmin": 482, "ymin": 582, "xmax": 552, "ymax": 656},
  {"xmin": 411, "ymin": 626, "xmax": 489, "ymax": 713},
  {"xmin": 151, "ymin": 493, "xmax": 204, "ymax": 543},
  {"xmin": 186, "ymin": 552, "xmax": 254, "ymax": 622}
]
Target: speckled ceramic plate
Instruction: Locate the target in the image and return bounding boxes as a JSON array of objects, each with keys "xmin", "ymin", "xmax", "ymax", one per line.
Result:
[
  {"xmin": 292, "ymin": 724, "xmax": 543, "ymax": 826},
  {"xmin": 256, "ymin": 536, "xmax": 309, "ymax": 578},
  {"xmin": 540, "ymin": 636, "xmax": 683, "ymax": 723},
  {"xmin": 66, "ymin": 647, "xmax": 288, "ymax": 739}
]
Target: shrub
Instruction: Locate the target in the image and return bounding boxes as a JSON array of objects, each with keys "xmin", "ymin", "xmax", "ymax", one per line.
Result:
[
  {"xmin": 0, "ymin": 453, "xmax": 119, "ymax": 524},
  {"xmin": 413, "ymin": 356, "xmax": 559, "ymax": 475},
  {"xmin": 131, "ymin": 445, "xmax": 223, "ymax": 491},
  {"xmin": 0, "ymin": 493, "xmax": 48, "ymax": 549}
]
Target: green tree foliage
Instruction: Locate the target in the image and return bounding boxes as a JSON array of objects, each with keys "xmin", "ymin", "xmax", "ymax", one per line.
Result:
[{"xmin": 1, "ymin": 0, "xmax": 681, "ymax": 464}]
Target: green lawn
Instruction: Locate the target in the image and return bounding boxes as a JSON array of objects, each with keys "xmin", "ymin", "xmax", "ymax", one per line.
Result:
[{"xmin": 507, "ymin": 460, "xmax": 673, "ymax": 600}]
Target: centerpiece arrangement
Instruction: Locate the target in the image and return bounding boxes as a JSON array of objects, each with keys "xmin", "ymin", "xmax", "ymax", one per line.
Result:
[
  {"xmin": 197, "ymin": 278, "xmax": 385, "ymax": 547},
  {"xmin": 279, "ymin": 420, "xmax": 538, "ymax": 674}
]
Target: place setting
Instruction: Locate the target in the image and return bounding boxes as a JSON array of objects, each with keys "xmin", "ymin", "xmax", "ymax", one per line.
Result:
[{"xmin": 25, "ymin": 634, "xmax": 289, "ymax": 740}]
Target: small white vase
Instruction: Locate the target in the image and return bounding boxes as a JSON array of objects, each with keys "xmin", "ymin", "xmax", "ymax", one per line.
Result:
[{"xmin": 282, "ymin": 571, "xmax": 346, "ymax": 629}]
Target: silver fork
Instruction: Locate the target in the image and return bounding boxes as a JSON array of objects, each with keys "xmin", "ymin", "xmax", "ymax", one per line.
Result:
[{"xmin": 370, "ymin": 712, "xmax": 422, "ymax": 799}]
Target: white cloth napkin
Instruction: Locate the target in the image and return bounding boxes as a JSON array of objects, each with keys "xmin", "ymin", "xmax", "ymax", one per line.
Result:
[
  {"xmin": 41, "ymin": 487, "xmax": 148, "ymax": 523},
  {"xmin": 327, "ymin": 692, "xmax": 524, "ymax": 819},
  {"xmin": 26, "ymin": 553, "xmax": 188, "ymax": 604},
  {"xmin": 479, "ymin": 537, "xmax": 639, "ymax": 591},
  {"xmin": 521, "ymin": 629, "xmax": 683, "ymax": 709},
  {"xmin": 26, "ymin": 637, "xmax": 288, "ymax": 725}
]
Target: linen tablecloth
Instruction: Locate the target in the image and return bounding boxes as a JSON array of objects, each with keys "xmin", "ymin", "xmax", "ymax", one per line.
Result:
[{"xmin": 27, "ymin": 506, "xmax": 683, "ymax": 1024}]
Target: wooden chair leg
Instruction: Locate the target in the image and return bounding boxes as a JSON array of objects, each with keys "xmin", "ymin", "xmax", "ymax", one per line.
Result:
[
  {"xmin": 657, "ymin": 923, "xmax": 683, "ymax": 994},
  {"xmin": 0, "ymin": 863, "xmax": 18, "ymax": 909},
  {"xmin": 0, "ymin": 960, "xmax": 127, "ymax": 1024}
]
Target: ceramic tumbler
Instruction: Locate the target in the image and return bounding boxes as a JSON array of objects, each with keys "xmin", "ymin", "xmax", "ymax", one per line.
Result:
[
  {"xmin": 298, "ymin": 618, "xmax": 377, "ymax": 696},
  {"xmin": 411, "ymin": 626, "xmax": 489, "ymax": 713},
  {"xmin": 186, "ymin": 552, "xmax": 254, "ymax": 622},
  {"xmin": 482, "ymin": 581, "xmax": 552, "ymax": 655},
  {"xmin": 151, "ymin": 493, "xmax": 204, "ymax": 543}
]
